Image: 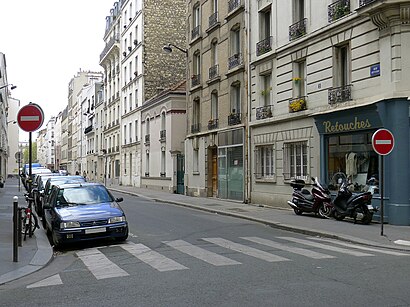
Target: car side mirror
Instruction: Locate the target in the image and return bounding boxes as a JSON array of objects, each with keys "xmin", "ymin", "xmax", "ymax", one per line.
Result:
[{"xmin": 115, "ymin": 197, "xmax": 123, "ymax": 203}]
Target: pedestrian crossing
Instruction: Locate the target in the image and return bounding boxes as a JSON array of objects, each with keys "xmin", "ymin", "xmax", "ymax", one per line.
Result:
[{"xmin": 26, "ymin": 236, "xmax": 410, "ymax": 288}]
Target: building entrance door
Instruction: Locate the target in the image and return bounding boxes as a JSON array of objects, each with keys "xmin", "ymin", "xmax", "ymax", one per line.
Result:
[{"xmin": 176, "ymin": 154, "xmax": 184, "ymax": 194}]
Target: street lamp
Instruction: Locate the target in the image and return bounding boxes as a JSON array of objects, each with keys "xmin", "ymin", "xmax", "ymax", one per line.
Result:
[
  {"xmin": 0, "ymin": 84, "xmax": 17, "ymax": 90},
  {"xmin": 162, "ymin": 43, "xmax": 187, "ymax": 55}
]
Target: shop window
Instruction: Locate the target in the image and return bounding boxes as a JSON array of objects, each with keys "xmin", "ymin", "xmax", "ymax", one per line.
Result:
[
  {"xmin": 327, "ymin": 131, "xmax": 379, "ymax": 193},
  {"xmin": 283, "ymin": 141, "xmax": 308, "ymax": 180},
  {"xmin": 255, "ymin": 145, "xmax": 275, "ymax": 179}
]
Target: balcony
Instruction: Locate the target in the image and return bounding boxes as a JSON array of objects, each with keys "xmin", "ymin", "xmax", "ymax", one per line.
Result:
[
  {"xmin": 208, "ymin": 119, "xmax": 218, "ymax": 130},
  {"xmin": 289, "ymin": 97, "xmax": 307, "ymax": 113},
  {"xmin": 191, "ymin": 74, "xmax": 201, "ymax": 87},
  {"xmin": 191, "ymin": 25, "xmax": 201, "ymax": 41},
  {"xmin": 100, "ymin": 33, "xmax": 120, "ymax": 62},
  {"xmin": 191, "ymin": 123, "xmax": 200, "ymax": 133},
  {"xmin": 208, "ymin": 12, "xmax": 219, "ymax": 29},
  {"xmin": 228, "ymin": 53, "xmax": 243, "ymax": 70},
  {"xmin": 145, "ymin": 134, "xmax": 150, "ymax": 144},
  {"xmin": 328, "ymin": 85, "xmax": 352, "ymax": 104},
  {"xmin": 328, "ymin": 0, "xmax": 350, "ymax": 23},
  {"xmin": 228, "ymin": 113, "xmax": 241, "ymax": 126},
  {"xmin": 228, "ymin": 0, "xmax": 241, "ymax": 13},
  {"xmin": 209, "ymin": 65, "xmax": 219, "ymax": 80},
  {"xmin": 256, "ymin": 105, "xmax": 273, "ymax": 120},
  {"xmin": 256, "ymin": 36, "xmax": 273, "ymax": 56},
  {"xmin": 159, "ymin": 130, "xmax": 166, "ymax": 141},
  {"xmin": 289, "ymin": 18, "xmax": 307, "ymax": 41},
  {"xmin": 84, "ymin": 125, "xmax": 93, "ymax": 134},
  {"xmin": 359, "ymin": 0, "xmax": 377, "ymax": 7}
]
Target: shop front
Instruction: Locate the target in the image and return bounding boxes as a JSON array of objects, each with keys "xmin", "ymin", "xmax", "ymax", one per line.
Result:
[{"xmin": 315, "ymin": 99, "xmax": 410, "ymax": 225}]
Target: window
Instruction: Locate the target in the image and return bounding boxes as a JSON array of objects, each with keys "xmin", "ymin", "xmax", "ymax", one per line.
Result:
[
  {"xmin": 262, "ymin": 74, "xmax": 272, "ymax": 106},
  {"xmin": 129, "ymin": 122, "xmax": 132, "ymax": 143},
  {"xmin": 293, "ymin": 60, "xmax": 306, "ymax": 98},
  {"xmin": 129, "ymin": 93, "xmax": 132, "ymax": 111},
  {"xmin": 124, "ymin": 125, "xmax": 127, "ymax": 144},
  {"xmin": 161, "ymin": 112, "xmax": 166, "ymax": 131},
  {"xmin": 293, "ymin": 0, "xmax": 305, "ymax": 22},
  {"xmin": 255, "ymin": 145, "xmax": 275, "ymax": 179},
  {"xmin": 231, "ymin": 27, "xmax": 240, "ymax": 55},
  {"xmin": 193, "ymin": 51, "xmax": 201, "ymax": 76},
  {"xmin": 211, "ymin": 40, "xmax": 218, "ymax": 66},
  {"xmin": 124, "ymin": 97, "xmax": 127, "ymax": 115},
  {"xmin": 135, "ymin": 88, "xmax": 139, "ymax": 108},
  {"xmin": 284, "ymin": 141, "xmax": 308, "ymax": 180},
  {"xmin": 212, "ymin": 0, "xmax": 218, "ymax": 14},
  {"xmin": 145, "ymin": 152, "xmax": 150, "ymax": 176},
  {"xmin": 231, "ymin": 82, "xmax": 241, "ymax": 114},
  {"xmin": 161, "ymin": 150, "xmax": 166, "ymax": 176},
  {"xmin": 334, "ymin": 44, "xmax": 350, "ymax": 87},
  {"xmin": 124, "ymin": 153, "xmax": 127, "ymax": 174},
  {"xmin": 135, "ymin": 120, "xmax": 138, "ymax": 141},
  {"xmin": 124, "ymin": 67, "xmax": 127, "ymax": 86},
  {"xmin": 193, "ymin": 4, "xmax": 200, "ymax": 27},
  {"xmin": 193, "ymin": 98, "xmax": 200, "ymax": 130},
  {"xmin": 193, "ymin": 149, "xmax": 199, "ymax": 173},
  {"xmin": 211, "ymin": 91, "xmax": 218, "ymax": 119},
  {"xmin": 259, "ymin": 7, "xmax": 271, "ymax": 39}
]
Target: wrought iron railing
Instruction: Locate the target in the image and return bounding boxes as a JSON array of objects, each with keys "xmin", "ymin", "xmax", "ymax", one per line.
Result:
[
  {"xmin": 208, "ymin": 118, "xmax": 218, "ymax": 130},
  {"xmin": 145, "ymin": 134, "xmax": 150, "ymax": 143},
  {"xmin": 256, "ymin": 105, "xmax": 273, "ymax": 120},
  {"xmin": 256, "ymin": 36, "xmax": 273, "ymax": 56},
  {"xmin": 328, "ymin": 0, "xmax": 350, "ymax": 23},
  {"xmin": 328, "ymin": 85, "xmax": 352, "ymax": 104},
  {"xmin": 289, "ymin": 18, "xmax": 307, "ymax": 41},
  {"xmin": 228, "ymin": 53, "xmax": 243, "ymax": 70},
  {"xmin": 359, "ymin": 0, "xmax": 377, "ymax": 7},
  {"xmin": 209, "ymin": 12, "xmax": 218, "ymax": 28},
  {"xmin": 100, "ymin": 33, "xmax": 120, "ymax": 61},
  {"xmin": 191, "ymin": 123, "xmax": 200, "ymax": 133},
  {"xmin": 228, "ymin": 0, "xmax": 241, "ymax": 13},
  {"xmin": 160, "ymin": 130, "xmax": 166, "ymax": 141},
  {"xmin": 160, "ymin": 172, "xmax": 166, "ymax": 177},
  {"xmin": 191, "ymin": 25, "xmax": 201, "ymax": 40},
  {"xmin": 289, "ymin": 97, "xmax": 307, "ymax": 113},
  {"xmin": 84, "ymin": 125, "xmax": 93, "ymax": 134},
  {"xmin": 209, "ymin": 65, "xmax": 219, "ymax": 80},
  {"xmin": 191, "ymin": 74, "xmax": 201, "ymax": 87},
  {"xmin": 228, "ymin": 113, "xmax": 241, "ymax": 126}
]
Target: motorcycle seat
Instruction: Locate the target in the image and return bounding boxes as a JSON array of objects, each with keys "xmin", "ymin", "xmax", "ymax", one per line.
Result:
[{"xmin": 301, "ymin": 189, "xmax": 314, "ymax": 201}]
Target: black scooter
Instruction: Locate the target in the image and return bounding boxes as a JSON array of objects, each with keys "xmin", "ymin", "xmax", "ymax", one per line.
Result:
[
  {"xmin": 287, "ymin": 177, "xmax": 333, "ymax": 218},
  {"xmin": 332, "ymin": 180, "xmax": 377, "ymax": 224}
]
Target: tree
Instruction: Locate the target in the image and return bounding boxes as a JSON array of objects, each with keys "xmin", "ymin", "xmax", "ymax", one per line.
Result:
[{"xmin": 23, "ymin": 142, "xmax": 38, "ymax": 164}]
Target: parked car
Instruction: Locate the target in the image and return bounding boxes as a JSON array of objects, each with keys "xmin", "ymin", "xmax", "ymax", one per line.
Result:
[
  {"xmin": 43, "ymin": 182, "xmax": 128, "ymax": 247},
  {"xmin": 32, "ymin": 173, "xmax": 63, "ymax": 216}
]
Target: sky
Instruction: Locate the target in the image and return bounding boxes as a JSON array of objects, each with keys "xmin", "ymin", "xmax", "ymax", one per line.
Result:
[{"xmin": 1, "ymin": 0, "xmax": 114, "ymax": 141}]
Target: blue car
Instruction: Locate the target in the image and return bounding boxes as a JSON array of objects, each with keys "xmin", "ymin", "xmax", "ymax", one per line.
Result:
[{"xmin": 43, "ymin": 182, "xmax": 128, "ymax": 247}]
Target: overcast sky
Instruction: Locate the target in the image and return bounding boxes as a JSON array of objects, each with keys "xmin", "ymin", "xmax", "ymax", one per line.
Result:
[{"xmin": 1, "ymin": 0, "xmax": 114, "ymax": 141}]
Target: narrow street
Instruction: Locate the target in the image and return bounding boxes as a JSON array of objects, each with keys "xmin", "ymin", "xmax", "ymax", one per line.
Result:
[{"xmin": 1, "ymin": 191, "xmax": 409, "ymax": 307}]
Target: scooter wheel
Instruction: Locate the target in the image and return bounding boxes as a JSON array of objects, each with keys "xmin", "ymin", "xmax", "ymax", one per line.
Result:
[
  {"xmin": 294, "ymin": 208, "xmax": 303, "ymax": 215},
  {"xmin": 318, "ymin": 204, "xmax": 332, "ymax": 218},
  {"xmin": 333, "ymin": 210, "xmax": 345, "ymax": 221}
]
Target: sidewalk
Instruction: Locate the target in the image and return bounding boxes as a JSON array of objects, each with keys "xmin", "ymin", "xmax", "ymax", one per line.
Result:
[
  {"xmin": 1, "ymin": 180, "xmax": 409, "ymax": 286},
  {"xmin": 0, "ymin": 180, "xmax": 52, "ymax": 285}
]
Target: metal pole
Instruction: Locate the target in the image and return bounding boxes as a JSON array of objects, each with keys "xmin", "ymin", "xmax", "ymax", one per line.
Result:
[
  {"xmin": 380, "ymin": 156, "xmax": 384, "ymax": 236},
  {"xmin": 28, "ymin": 132, "xmax": 33, "ymax": 238},
  {"xmin": 13, "ymin": 196, "xmax": 18, "ymax": 262}
]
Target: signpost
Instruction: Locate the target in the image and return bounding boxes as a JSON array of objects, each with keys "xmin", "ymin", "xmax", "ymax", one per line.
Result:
[
  {"xmin": 372, "ymin": 128, "xmax": 395, "ymax": 236},
  {"xmin": 17, "ymin": 103, "xmax": 44, "ymax": 238}
]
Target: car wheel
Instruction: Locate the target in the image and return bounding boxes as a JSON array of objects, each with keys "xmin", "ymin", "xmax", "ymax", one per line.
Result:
[{"xmin": 51, "ymin": 230, "xmax": 61, "ymax": 248}]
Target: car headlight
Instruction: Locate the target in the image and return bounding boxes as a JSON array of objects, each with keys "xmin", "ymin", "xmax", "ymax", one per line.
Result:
[
  {"xmin": 108, "ymin": 216, "xmax": 126, "ymax": 224},
  {"xmin": 60, "ymin": 221, "xmax": 81, "ymax": 229}
]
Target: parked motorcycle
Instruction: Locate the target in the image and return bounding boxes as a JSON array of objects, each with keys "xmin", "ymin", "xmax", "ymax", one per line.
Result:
[
  {"xmin": 332, "ymin": 180, "xmax": 377, "ymax": 224},
  {"xmin": 287, "ymin": 177, "xmax": 333, "ymax": 218}
]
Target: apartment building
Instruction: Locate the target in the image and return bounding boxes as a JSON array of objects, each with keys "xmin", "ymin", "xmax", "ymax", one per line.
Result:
[
  {"xmin": 59, "ymin": 107, "xmax": 69, "ymax": 170},
  {"xmin": 248, "ymin": 0, "xmax": 410, "ymax": 225},
  {"xmin": 6, "ymin": 97, "xmax": 20, "ymax": 176},
  {"xmin": 100, "ymin": 0, "xmax": 186, "ymax": 187},
  {"xmin": 185, "ymin": 0, "xmax": 249, "ymax": 201}
]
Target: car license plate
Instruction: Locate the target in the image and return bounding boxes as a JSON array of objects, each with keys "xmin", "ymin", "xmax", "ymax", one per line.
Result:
[{"xmin": 85, "ymin": 227, "xmax": 106, "ymax": 234}]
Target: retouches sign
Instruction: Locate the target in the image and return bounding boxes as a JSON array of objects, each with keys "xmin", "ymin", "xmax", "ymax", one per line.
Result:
[{"xmin": 322, "ymin": 117, "xmax": 371, "ymax": 133}]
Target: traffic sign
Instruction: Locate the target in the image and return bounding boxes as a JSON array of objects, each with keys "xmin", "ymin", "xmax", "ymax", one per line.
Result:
[
  {"xmin": 372, "ymin": 128, "xmax": 394, "ymax": 156},
  {"xmin": 15, "ymin": 152, "xmax": 22, "ymax": 160},
  {"xmin": 17, "ymin": 103, "xmax": 44, "ymax": 132}
]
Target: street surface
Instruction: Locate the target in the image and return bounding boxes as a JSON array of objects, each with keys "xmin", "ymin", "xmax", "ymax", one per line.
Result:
[{"xmin": 1, "ymin": 192, "xmax": 410, "ymax": 307}]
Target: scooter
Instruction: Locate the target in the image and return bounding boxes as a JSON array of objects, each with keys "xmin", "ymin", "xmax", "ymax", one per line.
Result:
[
  {"xmin": 287, "ymin": 177, "xmax": 333, "ymax": 218},
  {"xmin": 332, "ymin": 180, "xmax": 377, "ymax": 224}
]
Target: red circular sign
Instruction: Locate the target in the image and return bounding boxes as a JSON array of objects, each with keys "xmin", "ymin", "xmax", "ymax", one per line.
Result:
[
  {"xmin": 17, "ymin": 103, "xmax": 44, "ymax": 132},
  {"xmin": 372, "ymin": 128, "xmax": 394, "ymax": 155}
]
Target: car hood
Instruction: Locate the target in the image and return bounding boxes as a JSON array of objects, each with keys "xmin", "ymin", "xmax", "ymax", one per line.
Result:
[{"xmin": 56, "ymin": 202, "xmax": 124, "ymax": 221}]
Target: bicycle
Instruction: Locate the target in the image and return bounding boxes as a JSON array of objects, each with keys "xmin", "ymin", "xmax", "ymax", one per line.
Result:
[{"xmin": 21, "ymin": 193, "xmax": 39, "ymax": 240}]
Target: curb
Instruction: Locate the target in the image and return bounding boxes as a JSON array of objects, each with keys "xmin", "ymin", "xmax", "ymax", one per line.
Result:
[{"xmin": 109, "ymin": 188, "xmax": 410, "ymax": 252}]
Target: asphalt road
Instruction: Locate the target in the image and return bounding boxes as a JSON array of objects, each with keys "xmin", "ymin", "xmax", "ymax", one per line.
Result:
[{"xmin": 1, "ymin": 192, "xmax": 410, "ymax": 307}]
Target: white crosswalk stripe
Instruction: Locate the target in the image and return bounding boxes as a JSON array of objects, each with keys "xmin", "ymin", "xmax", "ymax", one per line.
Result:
[
  {"xmin": 202, "ymin": 238, "xmax": 290, "ymax": 262},
  {"xmin": 27, "ymin": 274, "xmax": 63, "ymax": 288},
  {"xmin": 76, "ymin": 248, "xmax": 129, "ymax": 279},
  {"xmin": 277, "ymin": 237, "xmax": 375, "ymax": 257},
  {"xmin": 241, "ymin": 237, "xmax": 336, "ymax": 259},
  {"xmin": 120, "ymin": 242, "xmax": 188, "ymax": 272},
  {"xmin": 164, "ymin": 240, "xmax": 241, "ymax": 266},
  {"xmin": 309, "ymin": 237, "xmax": 410, "ymax": 256}
]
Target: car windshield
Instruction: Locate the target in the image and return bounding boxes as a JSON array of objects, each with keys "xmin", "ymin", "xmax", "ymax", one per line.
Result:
[{"xmin": 57, "ymin": 185, "xmax": 114, "ymax": 206}]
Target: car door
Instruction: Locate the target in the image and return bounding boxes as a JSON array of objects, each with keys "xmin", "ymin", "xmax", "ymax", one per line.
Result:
[{"xmin": 44, "ymin": 187, "xmax": 58, "ymax": 230}]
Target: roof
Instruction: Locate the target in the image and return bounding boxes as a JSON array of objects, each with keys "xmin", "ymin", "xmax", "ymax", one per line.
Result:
[{"xmin": 54, "ymin": 182, "xmax": 104, "ymax": 189}]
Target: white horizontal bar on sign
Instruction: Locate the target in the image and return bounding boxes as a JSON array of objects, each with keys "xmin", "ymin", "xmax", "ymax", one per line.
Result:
[
  {"xmin": 375, "ymin": 140, "xmax": 392, "ymax": 144},
  {"xmin": 20, "ymin": 116, "xmax": 40, "ymax": 121}
]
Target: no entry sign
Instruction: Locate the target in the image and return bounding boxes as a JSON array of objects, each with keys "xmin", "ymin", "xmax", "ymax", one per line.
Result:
[
  {"xmin": 372, "ymin": 128, "xmax": 394, "ymax": 156},
  {"xmin": 17, "ymin": 103, "xmax": 44, "ymax": 132}
]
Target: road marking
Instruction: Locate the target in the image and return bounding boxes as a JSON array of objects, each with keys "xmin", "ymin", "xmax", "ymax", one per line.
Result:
[
  {"xmin": 311, "ymin": 237, "xmax": 410, "ymax": 256},
  {"xmin": 242, "ymin": 237, "xmax": 335, "ymax": 259},
  {"xmin": 76, "ymin": 248, "xmax": 129, "ymax": 280},
  {"xmin": 164, "ymin": 240, "xmax": 241, "ymax": 266},
  {"xmin": 202, "ymin": 238, "xmax": 290, "ymax": 262},
  {"xmin": 394, "ymin": 240, "xmax": 410, "ymax": 246},
  {"xmin": 27, "ymin": 274, "xmax": 63, "ymax": 288},
  {"xmin": 277, "ymin": 237, "xmax": 374, "ymax": 257},
  {"xmin": 121, "ymin": 242, "xmax": 188, "ymax": 272}
]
